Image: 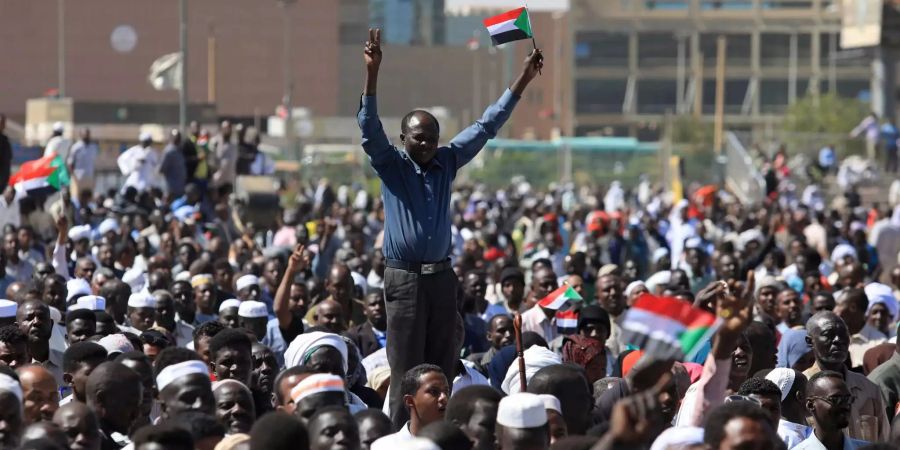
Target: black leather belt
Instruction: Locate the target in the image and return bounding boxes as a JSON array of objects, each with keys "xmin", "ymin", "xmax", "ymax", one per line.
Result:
[{"xmin": 385, "ymin": 258, "xmax": 452, "ymax": 275}]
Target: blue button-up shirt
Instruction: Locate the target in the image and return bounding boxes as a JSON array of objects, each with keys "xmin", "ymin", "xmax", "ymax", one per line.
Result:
[{"xmin": 358, "ymin": 90, "xmax": 519, "ymax": 263}]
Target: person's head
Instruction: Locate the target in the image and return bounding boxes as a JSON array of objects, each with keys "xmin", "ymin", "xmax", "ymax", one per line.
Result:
[
  {"xmin": 486, "ymin": 315, "xmax": 514, "ymax": 350},
  {"xmin": 446, "ymin": 385, "xmax": 503, "ymax": 450},
  {"xmin": 806, "ymin": 370, "xmax": 853, "ymax": 431},
  {"xmin": 0, "ymin": 325, "xmax": 30, "ymax": 369},
  {"xmin": 500, "ymin": 268, "xmax": 526, "ymax": 307},
  {"xmin": 746, "ymin": 322, "xmax": 777, "ymax": 377},
  {"xmin": 237, "ymin": 301, "xmax": 269, "ymax": 341},
  {"xmin": 536, "ymin": 395, "xmax": 566, "ymax": 445},
  {"xmin": 74, "ymin": 259, "xmax": 97, "ymax": 282},
  {"xmin": 168, "ymin": 411, "xmax": 225, "ymax": 450},
  {"xmin": 131, "ymin": 423, "xmax": 194, "ymax": 450},
  {"xmin": 595, "ymin": 274, "xmax": 625, "ymax": 317},
  {"xmin": 716, "ymin": 253, "xmax": 739, "ymax": 282},
  {"xmin": 209, "ymin": 329, "xmax": 253, "ymax": 385},
  {"xmin": 249, "ymin": 411, "xmax": 309, "ymax": 450},
  {"xmin": 153, "ymin": 290, "xmax": 177, "ymax": 331},
  {"xmin": 17, "ymin": 301, "xmax": 52, "ymax": 345},
  {"xmin": 16, "ymin": 366, "xmax": 59, "ymax": 424},
  {"xmin": 576, "ymin": 305, "xmax": 610, "ymax": 344},
  {"xmin": 127, "ymin": 293, "xmax": 157, "ymax": 333},
  {"xmin": 418, "ymin": 421, "xmax": 472, "ymax": 450},
  {"xmin": 812, "ymin": 292, "xmax": 835, "ymax": 313},
  {"xmin": 115, "ymin": 352, "xmax": 156, "ymax": 419},
  {"xmin": 65, "ymin": 309, "xmax": 97, "ymax": 345},
  {"xmin": 326, "ymin": 264, "xmax": 354, "ymax": 304},
  {"xmin": 314, "ymin": 300, "xmax": 346, "ymax": 334},
  {"xmin": 289, "ymin": 276, "xmax": 310, "ymax": 318},
  {"xmin": 763, "ymin": 368, "xmax": 807, "ymax": 425},
  {"xmin": 0, "ymin": 371, "xmax": 23, "ymax": 448},
  {"xmin": 353, "ymin": 409, "xmax": 392, "ymax": 450},
  {"xmin": 290, "ymin": 373, "xmax": 348, "ymax": 424},
  {"xmin": 806, "ymin": 311, "xmax": 850, "ymax": 369},
  {"xmin": 62, "ymin": 342, "xmax": 108, "ymax": 403},
  {"xmin": 171, "ymin": 280, "xmax": 195, "ymax": 323},
  {"xmin": 251, "ymin": 342, "xmax": 278, "ymax": 396},
  {"xmin": 495, "ymin": 393, "xmax": 549, "ymax": 450},
  {"xmin": 85, "ymin": 362, "xmax": 142, "ymax": 434},
  {"xmin": 274, "ymin": 366, "xmax": 316, "ymax": 414},
  {"xmin": 192, "ymin": 275, "xmax": 217, "ymax": 315},
  {"xmin": 737, "ymin": 378, "xmax": 782, "ymax": 426},
  {"xmin": 833, "ymin": 288, "xmax": 868, "ymax": 334},
  {"xmin": 531, "ymin": 268, "xmax": 558, "ymax": 303},
  {"xmin": 19, "ymin": 421, "xmax": 67, "ymax": 449},
  {"xmin": 463, "ymin": 271, "xmax": 488, "ymax": 303},
  {"xmin": 307, "ymin": 406, "xmax": 359, "ymax": 450},
  {"xmin": 235, "ymin": 275, "xmax": 262, "ymax": 302},
  {"xmin": 838, "ymin": 262, "xmax": 866, "ymax": 289},
  {"xmin": 153, "ymin": 348, "xmax": 215, "ymax": 421},
  {"xmin": 52, "ymin": 402, "xmax": 101, "ymax": 450},
  {"xmin": 401, "ymin": 364, "xmax": 449, "ymax": 429},
  {"xmin": 93, "ymin": 312, "xmax": 117, "ymax": 337},
  {"xmin": 527, "ymin": 365, "xmax": 592, "ymax": 435},
  {"xmin": 362, "ymin": 290, "xmax": 386, "ymax": 331},
  {"xmin": 212, "ymin": 379, "xmax": 255, "ymax": 435},
  {"xmin": 730, "ymin": 332, "xmax": 754, "ymax": 389},
  {"xmin": 703, "ymin": 401, "xmax": 775, "ymax": 450},
  {"xmin": 218, "ymin": 302, "xmax": 240, "ymax": 330},
  {"xmin": 775, "ymin": 289, "xmax": 802, "ymax": 327},
  {"xmin": 399, "ymin": 110, "xmax": 440, "ymax": 165},
  {"xmin": 192, "ymin": 321, "xmax": 225, "ymax": 366},
  {"xmin": 99, "ymin": 280, "xmax": 130, "ymax": 325}
]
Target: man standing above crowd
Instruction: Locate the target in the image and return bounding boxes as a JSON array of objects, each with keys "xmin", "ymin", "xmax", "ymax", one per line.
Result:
[
  {"xmin": 66, "ymin": 128, "xmax": 98, "ymax": 201},
  {"xmin": 358, "ymin": 27, "xmax": 543, "ymax": 428}
]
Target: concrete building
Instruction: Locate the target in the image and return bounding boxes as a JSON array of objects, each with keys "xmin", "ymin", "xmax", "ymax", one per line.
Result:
[
  {"xmin": 571, "ymin": 0, "xmax": 871, "ymax": 139},
  {"xmin": 369, "ymin": 0, "xmax": 446, "ymax": 45}
]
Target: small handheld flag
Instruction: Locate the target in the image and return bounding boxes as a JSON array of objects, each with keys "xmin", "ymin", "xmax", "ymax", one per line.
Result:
[
  {"xmin": 621, "ymin": 293, "xmax": 721, "ymax": 361},
  {"xmin": 9, "ymin": 154, "xmax": 70, "ymax": 197},
  {"xmin": 537, "ymin": 284, "xmax": 582, "ymax": 311},
  {"xmin": 483, "ymin": 7, "xmax": 533, "ymax": 46}
]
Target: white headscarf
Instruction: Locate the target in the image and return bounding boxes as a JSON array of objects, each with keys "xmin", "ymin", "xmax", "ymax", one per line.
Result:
[
  {"xmin": 284, "ymin": 331, "xmax": 348, "ymax": 374},
  {"xmin": 501, "ymin": 345, "xmax": 561, "ymax": 395}
]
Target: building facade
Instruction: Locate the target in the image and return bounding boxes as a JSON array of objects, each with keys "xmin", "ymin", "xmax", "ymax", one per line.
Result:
[{"xmin": 572, "ymin": 0, "xmax": 871, "ymax": 139}]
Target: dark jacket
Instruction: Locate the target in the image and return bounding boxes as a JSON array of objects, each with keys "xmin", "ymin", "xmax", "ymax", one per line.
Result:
[{"xmin": 347, "ymin": 322, "xmax": 382, "ymax": 358}]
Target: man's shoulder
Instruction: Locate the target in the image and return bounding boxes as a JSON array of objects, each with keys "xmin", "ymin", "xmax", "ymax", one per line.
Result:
[{"xmin": 868, "ymin": 358, "xmax": 900, "ymax": 383}]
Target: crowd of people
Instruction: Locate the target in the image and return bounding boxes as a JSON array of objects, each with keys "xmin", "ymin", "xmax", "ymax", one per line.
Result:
[{"xmin": 0, "ymin": 28, "xmax": 896, "ymax": 450}]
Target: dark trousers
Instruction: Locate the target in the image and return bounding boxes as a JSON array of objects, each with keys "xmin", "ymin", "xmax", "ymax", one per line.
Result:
[
  {"xmin": 887, "ymin": 147, "xmax": 899, "ymax": 173},
  {"xmin": 384, "ymin": 266, "xmax": 458, "ymax": 430}
]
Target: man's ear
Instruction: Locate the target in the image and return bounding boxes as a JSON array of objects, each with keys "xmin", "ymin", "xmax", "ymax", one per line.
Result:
[
  {"xmin": 805, "ymin": 335, "xmax": 813, "ymax": 348},
  {"xmin": 62, "ymin": 373, "xmax": 73, "ymax": 387},
  {"xmin": 400, "ymin": 134, "xmax": 406, "ymax": 145},
  {"xmin": 403, "ymin": 393, "xmax": 415, "ymax": 411}
]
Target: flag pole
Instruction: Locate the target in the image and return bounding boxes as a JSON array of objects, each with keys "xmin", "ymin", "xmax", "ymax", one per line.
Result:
[
  {"xmin": 524, "ymin": 2, "xmax": 541, "ymax": 76},
  {"xmin": 514, "ymin": 312, "xmax": 527, "ymax": 392}
]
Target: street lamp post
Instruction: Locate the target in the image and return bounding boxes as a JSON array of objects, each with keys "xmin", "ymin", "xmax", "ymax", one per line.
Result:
[
  {"xmin": 279, "ymin": 0, "xmax": 298, "ymax": 162},
  {"xmin": 179, "ymin": 0, "xmax": 188, "ymax": 131}
]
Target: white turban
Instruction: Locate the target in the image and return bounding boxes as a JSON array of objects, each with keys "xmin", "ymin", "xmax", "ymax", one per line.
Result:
[
  {"xmin": 865, "ymin": 282, "xmax": 899, "ymax": 321},
  {"xmin": 501, "ymin": 345, "xmax": 561, "ymax": 395},
  {"xmin": 284, "ymin": 331, "xmax": 348, "ymax": 375}
]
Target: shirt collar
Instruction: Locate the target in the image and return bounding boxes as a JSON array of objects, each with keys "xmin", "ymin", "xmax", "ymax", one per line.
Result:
[{"xmin": 400, "ymin": 149, "xmax": 442, "ymax": 174}]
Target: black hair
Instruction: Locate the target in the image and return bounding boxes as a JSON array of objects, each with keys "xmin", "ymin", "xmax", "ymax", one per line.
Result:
[
  {"xmin": 65, "ymin": 309, "xmax": 97, "ymax": 326},
  {"xmin": 169, "ymin": 411, "xmax": 226, "ymax": 442},
  {"xmin": 153, "ymin": 347, "xmax": 203, "ymax": 378},
  {"xmin": 446, "ymin": 385, "xmax": 503, "ymax": 425},
  {"xmin": 309, "ymin": 404, "xmax": 356, "ymax": 430},
  {"xmin": 114, "ymin": 351, "xmax": 152, "ymax": 367},
  {"xmin": 807, "ymin": 370, "xmax": 845, "ymax": 396},
  {"xmin": 703, "ymin": 401, "xmax": 773, "ymax": 448},
  {"xmin": 273, "ymin": 366, "xmax": 318, "ymax": 405},
  {"xmin": 85, "ymin": 362, "xmax": 142, "ymax": 406},
  {"xmin": 208, "ymin": 328, "xmax": 253, "ymax": 358},
  {"xmin": 737, "ymin": 377, "xmax": 782, "ymax": 398},
  {"xmin": 193, "ymin": 321, "xmax": 225, "ymax": 341},
  {"xmin": 131, "ymin": 423, "xmax": 194, "ymax": 450},
  {"xmin": 249, "ymin": 411, "xmax": 309, "ymax": 450},
  {"xmin": 0, "ymin": 365, "xmax": 18, "ymax": 382},
  {"xmin": 549, "ymin": 435, "xmax": 601, "ymax": 450},
  {"xmin": 400, "ymin": 110, "xmax": 440, "ymax": 135},
  {"xmin": 0, "ymin": 324, "xmax": 27, "ymax": 346},
  {"xmin": 353, "ymin": 408, "xmax": 392, "ymax": 428},
  {"xmin": 63, "ymin": 342, "xmax": 108, "ymax": 373},
  {"xmin": 418, "ymin": 421, "xmax": 473, "ymax": 450},
  {"xmin": 141, "ymin": 330, "xmax": 171, "ymax": 349},
  {"xmin": 400, "ymin": 364, "xmax": 445, "ymax": 401},
  {"xmin": 94, "ymin": 311, "xmax": 114, "ymax": 324}
]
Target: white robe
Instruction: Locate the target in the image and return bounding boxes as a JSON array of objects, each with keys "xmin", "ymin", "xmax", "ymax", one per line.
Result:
[{"xmin": 118, "ymin": 145, "xmax": 160, "ymax": 192}]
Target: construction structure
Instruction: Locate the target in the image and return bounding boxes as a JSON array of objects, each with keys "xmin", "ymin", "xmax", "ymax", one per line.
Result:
[{"xmin": 571, "ymin": 0, "xmax": 871, "ymax": 139}]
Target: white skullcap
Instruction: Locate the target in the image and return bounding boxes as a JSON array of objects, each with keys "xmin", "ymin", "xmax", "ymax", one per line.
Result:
[
  {"xmin": 865, "ymin": 282, "xmax": 899, "ymax": 321},
  {"xmin": 645, "ymin": 270, "xmax": 672, "ymax": 294},
  {"xmin": 501, "ymin": 346, "xmax": 561, "ymax": 395},
  {"xmin": 98, "ymin": 334, "xmax": 132, "ymax": 356},
  {"xmin": 174, "ymin": 271, "xmax": 191, "ymax": 282},
  {"xmin": 128, "ymin": 292, "xmax": 156, "ymax": 309},
  {"xmin": 122, "ymin": 268, "xmax": 146, "ymax": 292},
  {"xmin": 285, "ymin": 331, "xmax": 348, "ymax": 374},
  {"xmin": 738, "ymin": 229, "xmax": 764, "ymax": 250},
  {"xmin": 174, "ymin": 205, "xmax": 197, "ymax": 224},
  {"xmin": 139, "ymin": 131, "xmax": 153, "ymax": 142},
  {"xmin": 98, "ymin": 218, "xmax": 119, "ymax": 235},
  {"xmin": 67, "ymin": 225, "xmax": 92, "ymax": 242},
  {"xmin": 219, "ymin": 299, "xmax": 241, "ymax": 313},
  {"xmin": 684, "ymin": 237, "xmax": 703, "ymax": 250},
  {"xmin": 289, "ymin": 373, "xmax": 346, "ymax": 403},
  {"xmin": 0, "ymin": 373, "xmax": 22, "ymax": 403},
  {"xmin": 238, "ymin": 300, "xmax": 267, "ymax": 319},
  {"xmin": 156, "ymin": 360, "xmax": 209, "ymax": 391},
  {"xmin": 831, "ymin": 244, "xmax": 858, "ymax": 263},
  {"xmin": 649, "ymin": 426, "xmax": 704, "ymax": 450},
  {"xmin": 235, "ymin": 275, "xmax": 260, "ymax": 292},
  {"xmin": 212, "ymin": 379, "xmax": 252, "ymax": 394},
  {"xmin": 764, "ymin": 368, "xmax": 796, "ymax": 402},
  {"xmin": 624, "ymin": 281, "xmax": 646, "ymax": 298},
  {"xmin": 0, "ymin": 300, "xmax": 16, "ymax": 319},
  {"xmin": 52, "ymin": 122, "xmax": 64, "ymax": 133},
  {"xmin": 537, "ymin": 394, "xmax": 561, "ymax": 413},
  {"xmin": 497, "ymin": 393, "xmax": 547, "ymax": 429},
  {"xmin": 68, "ymin": 295, "xmax": 105, "ymax": 312},
  {"xmin": 651, "ymin": 248, "xmax": 669, "ymax": 264},
  {"xmin": 66, "ymin": 278, "xmax": 92, "ymax": 302}
]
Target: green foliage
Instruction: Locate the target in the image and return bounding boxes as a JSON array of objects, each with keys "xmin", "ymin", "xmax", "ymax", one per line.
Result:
[
  {"xmin": 782, "ymin": 93, "xmax": 867, "ymax": 134},
  {"xmin": 671, "ymin": 116, "xmax": 714, "ymax": 147}
]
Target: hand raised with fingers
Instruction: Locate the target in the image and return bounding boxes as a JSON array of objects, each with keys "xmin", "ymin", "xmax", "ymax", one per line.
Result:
[
  {"xmin": 287, "ymin": 243, "xmax": 308, "ymax": 273},
  {"xmin": 718, "ymin": 271, "xmax": 755, "ymax": 336},
  {"xmin": 610, "ymin": 372, "xmax": 673, "ymax": 445},
  {"xmin": 364, "ymin": 28, "xmax": 382, "ymax": 71}
]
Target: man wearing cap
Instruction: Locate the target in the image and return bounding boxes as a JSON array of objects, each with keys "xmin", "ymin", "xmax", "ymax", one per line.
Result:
[
  {"xmin": 122, "ymin": 293, "xmax": 156, "ymax": 335},
  {"xmin": 218, "ymin": 299, "xmax": 241, "ymax": 329},
  {"xmin": 192, "ymin": 274, "xmax": 218, "ymax": 325},
  {"xmin": 154, "ymin": 350, "xmax": 216, "ymax": 421},
  {"xmin": 483, "ymin": 268, "xmax": 524, "ymax": 322},
  {"xmin": 67, "ymin": 128, "xmax": 98, "ymax": 201},
  {"xmin": 0, "ymin": 299, "xmax": 17, "ymax": 327},
  {"xmin": 66, "ymin": 278, "xmax": 91, "ymax": 308},
  {"xmin": 238, "ymin": 300, "xmax": 286, "ymax": 367},
  {"xmin": 289, "ymin": 373, "xmax": 349, "ymax": 424},
  {"xmin": 235, "ymin": 274, "xmax": 262, "ymax": 303},
  {"xmin": 560, "ymin": 305, "xmax": 614, "ymax": 384},
  {"xmin": 495, "ymin": 393, "xmax": 549, "ymax": 450},
  {"xmin": 0, "ymin": 372, "xmax": 25, "ymax": 448},
  {"xmin": 118, "ymin": 132, "xmax": 160, "ymax": 192},
  {"xmin": 44, "ymin": 122, "xmax": 70, "ymax": 158}
]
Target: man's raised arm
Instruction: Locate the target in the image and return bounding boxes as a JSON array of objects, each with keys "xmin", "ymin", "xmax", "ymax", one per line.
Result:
[{"xmin": 357, "ymin": 28, "xmax": 393, "ymax": 166}]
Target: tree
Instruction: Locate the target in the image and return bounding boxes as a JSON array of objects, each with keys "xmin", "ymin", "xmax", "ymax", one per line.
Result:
[{"xmin": 782, "ymin": 93, "xmax": 867, "ymax": 134}]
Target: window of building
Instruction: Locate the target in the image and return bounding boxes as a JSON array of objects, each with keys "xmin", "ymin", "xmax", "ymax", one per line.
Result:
[
  {"xmin": 761, "ymin": 33, "xmax": 811, "ymax": 67},
  {"xmin": 702, "ymin": 79, "xmax": 749, "ymax": 113},
  {"xmin": 638, "ymin": 33, "xmax": 680, "ymax": 68},
  {"xmin": 575, "ymin": 31, "xmax": 630, "ymax": 67},
  {"xmin": 576, "ymin": 79, "xmax": 627, "ymax": 113},
  {"xmin": 636, "ymin": 79, "xmax": 678, "ymax": 114},
  {"xmin": 760, "ymin": 79, "xmax": 790, "ymax": 113},
  {"xmin": 700, "ymin": 33, "xmax": 751, "ymax": 66}
]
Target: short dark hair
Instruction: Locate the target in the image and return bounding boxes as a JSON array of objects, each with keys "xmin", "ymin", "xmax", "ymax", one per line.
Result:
[
  {"xmin": 169, "ymin": 411, "xmax": 226, "ymax": 442},
  {"xmin": 703, "ymin": 401, "xmax": 773, "ymax": 448},
  {"xmin": 62, "ymin": 342, "xmax": 107, "ymax": 373},
  {"xmin": 446, "ymin": 385, "xmax": 503, "ymax": 425},
  {"xmin": 737, "ymin": 378, "xmax": 782, "ymax": 398},
  {"xmin": 249, "ymin": 412, "xmax": 309, "ymax": 450},
  {"xmin": 400, "ymin": 364, "xmax": 444, "ymax": 400},
  {"xmin": 0, "ymin": 325, "xmax": 27, "ymax": 346},
  {"xmin": 807, "ymin": 370, "xmax": 845, "ymax": 396},
  {"xmin": 114, "ymin": 351, "xmax": 152, "ymax": 367},
  {"xmin": 353, "ymin": 408, "xmax": 391, "ymax": 428},
  {"xmin": 131, "ymin": 423, "xmax": 194, "ymax": 450},
  {"xmin": 192, "ymin": 321, "xmax": 224, "ymax": 341},
  {"xmin": 400, "ymin": 110, "xmax": 440, "ymax": 135},
  {"xmin": 153, "ymin": 347, "xmax": 203, "ymax": 378},
  {"xmin": 548, "ymin": 435, "xmax": 600, "ymax": 450},
  {"xmin": 418, "ymin": 421, "xmax": 472, "ymax": 450},
  {"xmin": 208, "ymin": 328, "xmax": 252, "ymax": 358},
  {"xmin": 65, "ymin": 309, "xmax": 97, "ymax": 326}
]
